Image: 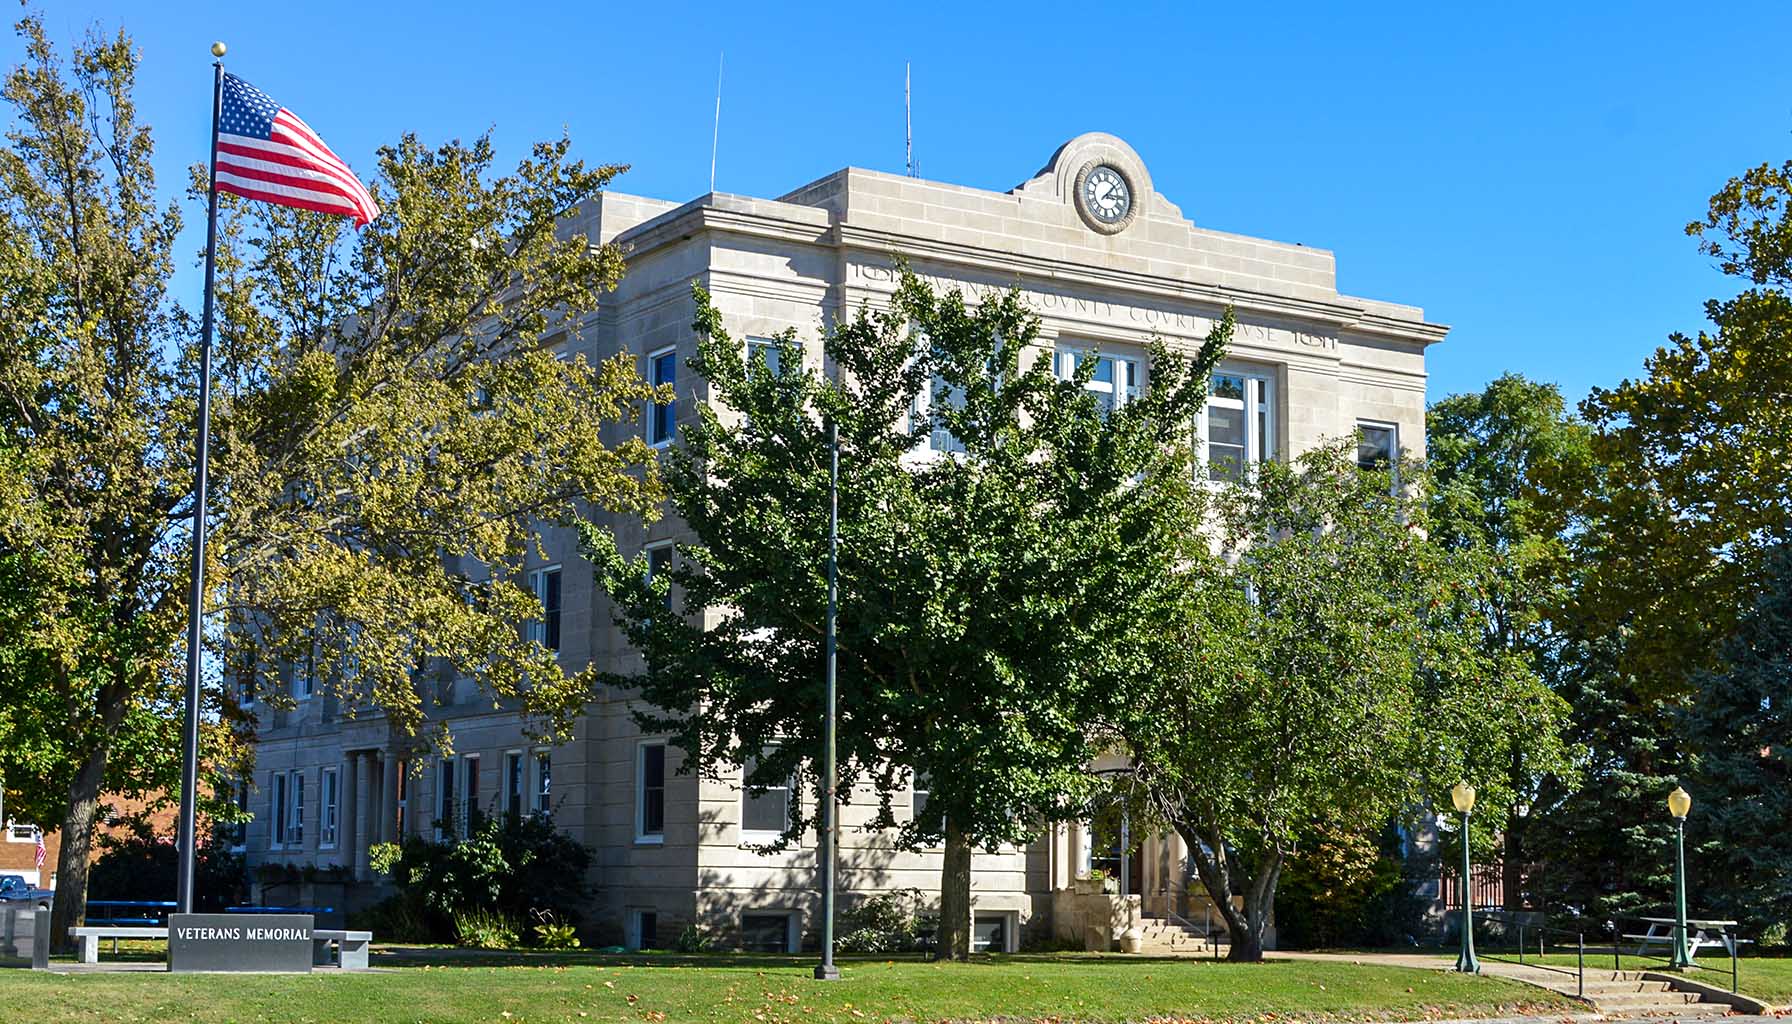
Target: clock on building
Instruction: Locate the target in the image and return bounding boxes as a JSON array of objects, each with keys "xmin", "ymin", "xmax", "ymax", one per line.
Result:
[{"xmin": 1074, "ymin": 161, "xmax": 1136, "ymax": 234}]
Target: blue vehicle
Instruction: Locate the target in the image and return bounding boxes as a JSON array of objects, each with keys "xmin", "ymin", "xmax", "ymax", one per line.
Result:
[{"xmin": 0, "ymin": 874, "xmax": 52, "ymax": 911}]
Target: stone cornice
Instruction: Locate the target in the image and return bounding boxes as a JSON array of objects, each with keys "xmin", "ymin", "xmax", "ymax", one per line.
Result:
[{"xmin": 611, "ymin": 199, "xmax": 1449, "ymax": 350}]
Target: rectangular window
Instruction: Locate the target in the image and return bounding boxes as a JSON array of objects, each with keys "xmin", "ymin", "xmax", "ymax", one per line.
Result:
[
  {"xmin": 272, "ymin": 772, "xmax": 289, "ymax": 847},
  {"xmin": 746, "ymin": 337, "xmax": 788, "ymax": 375},
  {"xmin": 637, "ymin": 742, "xmax": 666, "ymax": 842},
  {"xmin": 1056, "ymin": 348, "xmax": 1141, "ymax": 418},
  {"xmin": 229, "ymin": 777, "xmax": 249, "ymax": 851},
  {"xmin": 740, "ymin": 755, "xmax": 792, "ymax": 837},
  {"xmin": 395, "ymin": 758, "xmax": 409, "ymax": 838},
  {"xmin": 740, "ymin": 913, "xmax": 797, "ymax": 953},
  {"xmin": 293, "ymin": 652, "xmax": 314, "ymax": 701},
  {"xmin": 504, "ymin": 751, "xmax": 525, "ymax": 817},
  {"xmin": 1201, "ymin": 371, "xmax": 1275, "ymax": 483},
  {"xmin": 648, "ymin": 347, "xmax": 677, "ymax": 446},
  {"xmin": 973, "ymin": 912, "xmax": 1014, "ymax": 953},
  {"xmin": 527, "ymin": 566, "xmax": 562, "ymax": 651},
  {"xmin": 319, "ymin": 767, "xmax": 340, "ymax": 848},
  {"xmin": 436, "ymin": 757, "xmax": 456, "ymax": 841},
  {"xmin": 535, "ymin": 750, "xmax": 553, "ymax": 816},
  {"xmin": 629, "ymin": 909, "xmax": 659, "ymax": 951},
  {"xmin": 645, "ymin": 543, "xmax": 673, "ymax": 610},
  {"xmin": 922, "ymin": 376, "xmax": 966, "ymax": 454},
  {"xmin": 912, "ymin": 774, "xmax": 938, "ymax": 833},
  {"xmin": 463, "ymin": 754, "xmax": 481, "ymax": 831},
  {"xmin": 286, "ymin": 770, "xmax": 305, "ymax": 847},
  {"xmin": 1356, "ymin": 421, "xmax": 1398, "ymax": 470}
]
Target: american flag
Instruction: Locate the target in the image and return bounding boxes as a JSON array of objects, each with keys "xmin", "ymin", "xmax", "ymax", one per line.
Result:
[
  {"xmin": 33, "ymin": 829, "xmax": 44, "ymax": 870},
  {"xmin": 214, "ymin": 73, "xmax": 380, "ymax": 227}
]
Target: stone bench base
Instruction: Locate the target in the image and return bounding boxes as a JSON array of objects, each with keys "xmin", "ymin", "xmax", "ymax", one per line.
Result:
[
  {"xmin": 311, "ymin": 929, "xmax": 373, "ymax": 970},
  {"xmin": 69, "ymin": 926, "xmax": 168, "ymax": 964}
]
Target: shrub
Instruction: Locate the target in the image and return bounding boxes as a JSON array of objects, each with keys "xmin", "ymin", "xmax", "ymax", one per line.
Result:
[
  {"xmin": 453, "ymin": 907, "xmax": 520, "ymax": 949},
  {"xmin": 672, "ymin": 924, "xmax": 714, "ymax": 953},
  {"xmin": 349, "ymin": 812, "xmax": 591, "ymax": 944},
  {"xmin": 532, "ymin": 909, "xmax": 581, "ymax": 949},
  {"xmin": 836, "ymin": 888, "xmax": 928, "ymax": 954}
]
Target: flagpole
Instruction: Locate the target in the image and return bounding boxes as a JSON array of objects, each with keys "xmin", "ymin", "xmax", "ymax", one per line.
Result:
[
  {"xmin": 814, "ymin": 419, "xmax": 840, "ymax": 981},
  {"xmin": 176, "ymin": 43, "xmax": 227, "ymax": 918}
]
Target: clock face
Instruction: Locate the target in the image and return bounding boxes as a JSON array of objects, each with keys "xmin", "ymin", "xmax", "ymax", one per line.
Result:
[{"xmin": 1082, "ymin": 165, "xmax": 1132, "ymax": 224}]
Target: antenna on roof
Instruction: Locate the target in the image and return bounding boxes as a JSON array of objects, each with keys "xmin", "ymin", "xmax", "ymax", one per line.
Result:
[
  {"xmin": 710, "ymin": 51, "xmax": 724, "ymax": 194},
  {"xmin": 905, "ymin": 62, "xmax": 916, "ymax": 178}
]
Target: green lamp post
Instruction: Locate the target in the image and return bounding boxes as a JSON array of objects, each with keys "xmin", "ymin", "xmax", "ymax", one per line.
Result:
[
  {"xmin": 1452, "ymin": 782, "xmax": 1480, "ymax": 974},
  {"xmin": 1668, "ymin": 786, "xmax": 1694, "ymax": 969}
]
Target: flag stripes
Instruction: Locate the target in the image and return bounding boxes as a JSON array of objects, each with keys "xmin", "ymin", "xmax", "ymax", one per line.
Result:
[{"xmin": 213, "ymin": 72, "xmax": 379, "ymax": 226}]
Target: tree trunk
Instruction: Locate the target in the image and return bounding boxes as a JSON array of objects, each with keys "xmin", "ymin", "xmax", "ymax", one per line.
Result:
[
  {"xmin": 934, "ymin": 816, "xmax": 973, "ymax": 961},
  {"xmin": 1175, "ymin": 820, "xmax": 1281, "ymax": 963},
  {"xmin": 48, "ymin": 745, "xmax": 108, "ymax": 954}
]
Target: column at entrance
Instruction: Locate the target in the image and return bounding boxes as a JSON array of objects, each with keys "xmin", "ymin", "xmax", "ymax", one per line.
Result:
[
  {"xmin": 341, "ymin": 752, "xmax": 361, "ymax": 879},
  {"xmin": 350, "ymin": 751, "xmax": 373, "ymax": 880}
]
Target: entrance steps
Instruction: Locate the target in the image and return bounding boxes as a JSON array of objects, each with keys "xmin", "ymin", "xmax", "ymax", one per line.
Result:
[
  {"xmin": 1133, "ymin": 913, "xmax": 1225, "ymax": 956},
  {"xmin": 1531, "ymin": 969, "xmax": 1729, "ymax": 1017}
]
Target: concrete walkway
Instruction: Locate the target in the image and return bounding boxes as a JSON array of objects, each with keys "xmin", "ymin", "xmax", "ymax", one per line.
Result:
[{"xmin": 1271, "ymin": 951, "xmax": 1769, "ymax": 1018}]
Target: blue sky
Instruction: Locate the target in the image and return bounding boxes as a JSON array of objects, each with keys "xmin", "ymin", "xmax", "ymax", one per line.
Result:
[{"xmin": 11, "ymin": 1, "xmax": 1792, "ymax": 405}]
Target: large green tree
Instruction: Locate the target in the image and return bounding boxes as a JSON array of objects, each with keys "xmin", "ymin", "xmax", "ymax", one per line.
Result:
[
  {"xmin": 1108, "ymin": 440, "xmax": 1574, "ymax": 961},
  {"xmin": 1426, "ymin": 374, "xmax": 1593, "ymax": 910},
  {"xmin": 1577, "ymin": 156, "xmax": 1792, "ymax": 700},
  {"xmin": 585, "ymin": 271, "xmax": 1228, "ymax": 959},
  {"xmin": 1524, "ymin": 152, "xmax": 1792, "ymax": 925},
  {"xmin": 0, "ymin": 18, "xmax": 660, "ymax": 948}
]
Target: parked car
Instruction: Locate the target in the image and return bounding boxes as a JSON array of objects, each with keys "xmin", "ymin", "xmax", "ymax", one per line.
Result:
[{"xmin": 0, "ymin": 874, "xmax": 52, "ymax": 910}]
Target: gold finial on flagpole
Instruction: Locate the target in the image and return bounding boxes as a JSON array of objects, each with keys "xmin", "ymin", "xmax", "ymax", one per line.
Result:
[{"xmin": 210, "ymin": 41, "xmax": 227, "ymax": 58}]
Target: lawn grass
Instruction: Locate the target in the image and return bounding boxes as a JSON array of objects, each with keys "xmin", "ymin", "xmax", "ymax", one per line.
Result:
[
  {"xmin": 1496, "ymin": 951, "xmax": 1792, "ymax": 1006},
  {"xmin": 0, "ymin": 950, "xmax": 1579, "ymax": 1024}
]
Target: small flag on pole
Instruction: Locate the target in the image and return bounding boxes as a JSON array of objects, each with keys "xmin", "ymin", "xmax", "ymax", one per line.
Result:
[
  {"xmin": 33, "ymin": 829, "xmax": 45, "ymax": 869},
  {"xmin": 214, "ymin": 73, "xmax": 379, "ymax": 226}
]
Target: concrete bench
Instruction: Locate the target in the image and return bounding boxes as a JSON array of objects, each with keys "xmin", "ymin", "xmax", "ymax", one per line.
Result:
[
  {"xmin": 70, "ymin": 925, "xmax": 167, "ymax": 964},
  {"xmin": 311, "ymin": 929, "xmax": 372, "ymax": 969}
]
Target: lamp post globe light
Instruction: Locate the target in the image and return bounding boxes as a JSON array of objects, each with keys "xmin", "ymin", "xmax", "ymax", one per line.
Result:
[
  {"xmin": 1452, "ymin": 782, "xmax": 1480, "ymax": 974},
  {"xmin": 1668, "ymin": 786, "xmax": 1694, "ymax": 969}
]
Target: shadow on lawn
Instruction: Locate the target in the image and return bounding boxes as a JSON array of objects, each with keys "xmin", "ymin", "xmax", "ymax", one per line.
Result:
[{"xmin": 373, "ymin": 948, "xmax": 1281, "ymax": 970}]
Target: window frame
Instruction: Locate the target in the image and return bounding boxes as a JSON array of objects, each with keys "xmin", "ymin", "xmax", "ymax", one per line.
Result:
[
  {"xmin": 635, "ymin": 741, "xmax": 667, "ymax": 844},
  {"xmin": 462, "ymin": 753, "xmax": 482, "ymax": 831},
  {"xmin": 285, "ymin": 769, "xmax": 306, "ymax": 848},
  {"xmin": 1355, "ymin": 420, "xmax": 1400, "ymax": 471},
  {"xmin": 739, "ymin": 911, "xmax": 800, "ymax": 954},
  {"xmin": 526, "ymin": 565, "xmax": 563, "ymax": 652},
  {"xmin": 644, "ymin": 542, "xmax": 674, "ymax": 611},
  {"xmin": 1054, "ymin": 346, "xmax": 1142, "ymax": 417},
  {"xmin": 271, "ymin": 771, "xmax": 289, "ymax": 849},
  {"xmin": 503, "ymin": 749, "xmax": 525, "ymax": 818},
  {"xmin": 534, "ymin": 749, "xmax": 553, "ymax": 817},
  {"xmin": 739, "ymin": 753, "xmax": 794, "ymax": 842},
  {"xmin": 746, "ymin": 336, "xmax": 788, "ymax": 375},
  {"xmin": 435, "ymin": 756, "xmax": 457, "ymax": 842},
  {"xmin": 647, "ymin": 346, "xmax": 677, "ymax": 447},
  {"xmin": 627, "ymin": 908, "xmax": 659, "ymax": 952},
  {"xmin": 1198, "ymin": 368, "xmax": 1276, "ymax": 483},
  {"xmin": 318, "ymin": 765, "xmax": 340, "ymax": 850}
]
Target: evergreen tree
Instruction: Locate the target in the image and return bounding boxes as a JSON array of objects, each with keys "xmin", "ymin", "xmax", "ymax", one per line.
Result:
[{"xmin": 1684, "ymin": 546, "xmax": 1792, "ymax": 936}]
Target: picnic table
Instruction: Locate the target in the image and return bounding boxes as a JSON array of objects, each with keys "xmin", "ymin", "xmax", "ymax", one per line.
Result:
[{"xmin": 1628, "ymin": 917, "xmax": 1744, "ymax": 958}]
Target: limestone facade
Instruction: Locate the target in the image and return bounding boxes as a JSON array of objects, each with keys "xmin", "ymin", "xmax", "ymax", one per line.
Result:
[{"xmin": 246, "ymin": 133, "xmax": 1445, "ymax": 951}]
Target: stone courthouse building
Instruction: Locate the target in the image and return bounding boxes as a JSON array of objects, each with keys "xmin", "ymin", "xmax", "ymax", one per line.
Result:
[{"xmin": 245, "ymin": 133, "xmax": 1446, "ymax": 952}]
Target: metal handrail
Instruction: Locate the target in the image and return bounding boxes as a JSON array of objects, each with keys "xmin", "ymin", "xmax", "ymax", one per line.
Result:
[{"xmin": 1475, "ymin": 911, "xmax": 1586, "ymax": 999}]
